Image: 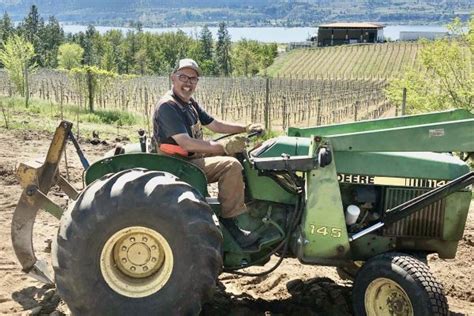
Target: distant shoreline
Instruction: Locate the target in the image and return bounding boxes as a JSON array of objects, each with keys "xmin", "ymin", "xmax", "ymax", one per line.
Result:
[{"xmin": 55, "ymin": 24, "xmax": 450, "ymax": 43}]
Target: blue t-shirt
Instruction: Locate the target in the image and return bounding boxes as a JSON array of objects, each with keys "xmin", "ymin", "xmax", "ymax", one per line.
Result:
[{"xmin": 153, "ymin": 92, "xmax": 214, "ymax": 145}]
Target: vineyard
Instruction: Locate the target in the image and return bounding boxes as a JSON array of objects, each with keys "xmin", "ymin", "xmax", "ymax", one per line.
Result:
[
  {"xmin": 0, "ymin": 70, "xmax": 394, "ymax": 133},
  {"xmin": 268, "ymin": 42, "xmax": 423, "ymax": 79}
]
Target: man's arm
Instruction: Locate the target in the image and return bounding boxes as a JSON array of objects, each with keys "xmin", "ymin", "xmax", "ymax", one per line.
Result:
[
  {"xmin": 206, "ymin": 118, "xmax": 246, "ymax": 134},
  {"xmin": 172, "ymin": 133, "xmax": 226, "ymax": 155}
]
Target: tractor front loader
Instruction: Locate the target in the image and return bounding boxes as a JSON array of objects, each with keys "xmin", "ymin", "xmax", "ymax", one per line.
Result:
[{"xmin": 11, "ymin": 109, "xmax": 474, "ymax": 315}]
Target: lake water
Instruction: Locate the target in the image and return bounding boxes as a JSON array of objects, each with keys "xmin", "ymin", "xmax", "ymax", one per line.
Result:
[{"xmin": 61, "ymin": 24, "xmax": 450, "ymax": 43}]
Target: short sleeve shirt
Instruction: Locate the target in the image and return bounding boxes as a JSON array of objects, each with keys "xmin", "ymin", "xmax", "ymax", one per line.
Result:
[{"xmin": 152, "ymin": 91, "xmax": 214, "ymax": 145}]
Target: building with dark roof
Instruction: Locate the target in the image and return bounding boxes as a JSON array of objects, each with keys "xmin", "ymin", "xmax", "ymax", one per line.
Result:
[{"xmin": 317, "ymin": 23, "xmax": 384, "ymax": 46}]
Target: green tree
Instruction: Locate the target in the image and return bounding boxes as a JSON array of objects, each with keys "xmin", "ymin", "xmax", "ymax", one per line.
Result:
[
  {"xmin": 18, "ymin": 5, "xmax": 44, "ymax": 66},
  {"xmin": 0, "ymin": 34, "xmax": 37, "ymax": 107},
  {"xmin": 81, "ymin": 25, "xmax": 100, "ymax": 66},
  {"xmin": 101, "ymin": 42, "xmax": 118, "ymax": 73},
  {"xmin": 215, "ymin": 22, "xmax": 232, "ymax": 76},
  {"xmin": 232, "ymin": 39, "xmax": 260, "ymax": 76},
  {"xmin": 200, "ymin": 25, "xmax": 213, "ymax": 60},
  {"xmin": 38, "ymin": 16, "xmax": 65, "ymax": 68},
  {"xmin": 58, "ymin": 43, "xmax": 84, "ymax": 70},
  {"xmin": 232, "ymin": 40, "xmax": 278, "ymax": 76},
  {"xmin": 121, "ymin": 30, "xmax": 140, "ymax": 74},
  {"xmin": 0, "ymin": 12, "xmax": 14, "ymax": 44},
  {"xmin": 386, "ymin": 16, "xmax": 473, "ymax": 113},
  {"xmin": 21, "ymin": 5, "xmax": 43, "ymax": 41},
  {"xmin": 196, "ymin": 25, "xmax": 217, "ymax": 75}
]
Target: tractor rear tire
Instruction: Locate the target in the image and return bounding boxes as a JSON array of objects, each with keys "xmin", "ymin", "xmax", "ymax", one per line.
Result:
[
  {"xmin": 52, "ymin": 168, "xmax": 223, "ymax": 315},
  {"xmin": 352, "ymin": 252, "xmax": 448, "ymax": 316}
]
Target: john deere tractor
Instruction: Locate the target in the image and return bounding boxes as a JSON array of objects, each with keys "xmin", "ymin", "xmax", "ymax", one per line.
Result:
[{"xmin": 12, "ymin": 109, "xmax": 473, "ymax": 315}]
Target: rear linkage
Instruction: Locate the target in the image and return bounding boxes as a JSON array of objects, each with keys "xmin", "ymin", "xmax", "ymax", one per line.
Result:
[{"xmin": 11, "ymin": 121, "xmax": 88, "ymax": 284}]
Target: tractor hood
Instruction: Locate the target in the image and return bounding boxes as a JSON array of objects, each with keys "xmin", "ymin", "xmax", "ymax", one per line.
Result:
[{"xmin": 252, "ymin": 136, "xmax": 469, "ymax": 181}]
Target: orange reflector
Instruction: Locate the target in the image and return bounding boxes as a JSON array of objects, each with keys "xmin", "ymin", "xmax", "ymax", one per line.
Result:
[{"xmin": 159, "ymin": 144, "xmax": 189, "ymax": 157}]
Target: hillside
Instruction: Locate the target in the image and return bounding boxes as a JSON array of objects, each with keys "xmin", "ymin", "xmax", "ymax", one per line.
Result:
[
  {"xmin": 0, "ymin": 0, "xmax": 471, "ymax": 26},
  {"xmin": 267, "ymin": 42, "xmax": 423, "ymax": 79}
]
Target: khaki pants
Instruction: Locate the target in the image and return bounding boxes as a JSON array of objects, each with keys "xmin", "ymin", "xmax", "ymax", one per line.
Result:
[{"xmin": 189, "ymin": 156, "xmax": 247, "ymax": 218}]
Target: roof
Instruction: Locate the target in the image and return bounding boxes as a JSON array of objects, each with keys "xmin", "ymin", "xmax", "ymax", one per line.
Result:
[{"xmin": 318, "ymin": 22, "xmax": 384, "ymax": 29}]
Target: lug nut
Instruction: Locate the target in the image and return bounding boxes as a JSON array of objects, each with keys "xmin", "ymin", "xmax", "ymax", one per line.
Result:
[
  {"xmin": 130, "ymin": 266, "xmax": 136, "ymax": 271},
  {"xmin": 121, "ymin": 246, "xmax": 127, "ymax": 251}
]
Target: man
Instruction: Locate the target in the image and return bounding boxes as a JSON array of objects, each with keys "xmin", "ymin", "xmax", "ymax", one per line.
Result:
[{"xmin": 152, "ymin": 58, "xmax": 264, "ymax": 247}]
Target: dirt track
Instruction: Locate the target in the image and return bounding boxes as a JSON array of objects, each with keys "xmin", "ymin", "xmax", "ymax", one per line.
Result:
[{"xmin": 0, "ymin": 127, "xmax": 473, "ymax": 315}]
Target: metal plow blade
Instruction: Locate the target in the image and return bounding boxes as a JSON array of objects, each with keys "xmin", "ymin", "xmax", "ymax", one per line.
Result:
[{"xmin": 11, "ymin": 121, "xmax": 78, "ymax": 284}]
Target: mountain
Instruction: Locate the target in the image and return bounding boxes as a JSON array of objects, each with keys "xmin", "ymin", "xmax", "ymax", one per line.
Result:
[{"xmin": 0, "ymin": 0, "xmax": 472, "ymax": 26}]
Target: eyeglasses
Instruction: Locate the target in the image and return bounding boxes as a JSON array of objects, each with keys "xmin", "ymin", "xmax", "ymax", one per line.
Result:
[{"xmin": 176, "ymin": 74, "xmax": 199, "ymax": 84}]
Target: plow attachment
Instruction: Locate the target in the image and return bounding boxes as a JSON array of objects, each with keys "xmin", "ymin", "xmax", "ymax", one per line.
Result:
[{"xmin": 11, "ymin": 121, "xmax": 80, "ymax": 284}]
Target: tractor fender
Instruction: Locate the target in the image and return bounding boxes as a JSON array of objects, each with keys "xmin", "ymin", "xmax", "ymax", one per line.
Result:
[{"xmin": 85, "ymin": 153, "xmax": 209, "ymax": 197}]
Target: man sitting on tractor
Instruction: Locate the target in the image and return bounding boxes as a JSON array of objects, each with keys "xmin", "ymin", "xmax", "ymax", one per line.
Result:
[{"xmin": 152, "ymin": 58, "xmax": 264, "ymax": 247}]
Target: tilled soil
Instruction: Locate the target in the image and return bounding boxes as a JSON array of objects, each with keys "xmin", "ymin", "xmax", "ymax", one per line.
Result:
[{"xmin": 0, "ymin": 127, "xmax": 473, "ymax": 315}]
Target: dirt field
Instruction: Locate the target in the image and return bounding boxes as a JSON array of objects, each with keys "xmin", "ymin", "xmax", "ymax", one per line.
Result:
[{"xmin": 0, "ymin": 127, "xmax": 473, "ymax": 315}]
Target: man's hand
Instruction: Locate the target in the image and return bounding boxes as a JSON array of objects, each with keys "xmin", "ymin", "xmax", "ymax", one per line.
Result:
[
  {"xmin": 220, "ymin": 135, "xmax": 247, "ymax": 155},
  {"xmin": 246, "ymin": 123, "xmax": 265, "ymax": 135}
]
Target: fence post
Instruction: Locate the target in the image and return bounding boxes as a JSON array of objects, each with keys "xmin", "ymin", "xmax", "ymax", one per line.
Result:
[
  {"xmin": 401, "ymin": 87, "xmax": 407, "ymax": 115},
  {"xmin": 354, "ymin": 101, "xmax": 359, "ymax": 121},
  {"xmin": 264, "ymin": 77, "xmax": 270, "ymax": 131},
  {"xmin": 282, "ymin": 96, "xmax": 287, "ymax": 131},
  {"xmin": 316, "ymin": 99, "xmax": 321, "ymax": 126},
  {"xmin": 87, "ymin": 69, "xmax": 94, "ymax": 112}
]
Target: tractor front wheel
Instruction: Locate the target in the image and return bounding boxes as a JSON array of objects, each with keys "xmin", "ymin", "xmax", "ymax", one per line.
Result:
[
  {"xmin": 52, "ymin": 169, "xmax": 223, "ymax": 315},
  {"xmin": 352, "ymin": 252, "xmax": 448, "ymax": 316}
]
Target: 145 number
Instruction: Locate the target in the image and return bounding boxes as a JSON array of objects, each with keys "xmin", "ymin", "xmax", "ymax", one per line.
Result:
[{"xmin": 309, "ymin": 225, "xmax": 342, "ymax": 238}]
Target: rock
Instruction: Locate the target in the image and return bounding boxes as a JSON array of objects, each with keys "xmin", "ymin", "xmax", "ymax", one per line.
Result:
[{"xmin": 90, "ymin": 138, "xmax": 101, "ymax": 145}]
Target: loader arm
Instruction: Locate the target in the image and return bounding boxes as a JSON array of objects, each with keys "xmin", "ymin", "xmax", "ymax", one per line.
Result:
[{"xmin": 11, "ymin": 121, "xmax": 78, "ymax": 284}]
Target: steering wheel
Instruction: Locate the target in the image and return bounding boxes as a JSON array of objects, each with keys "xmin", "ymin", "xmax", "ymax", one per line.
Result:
[
  {"xmin": 213, "ymin": 130, "xmax": 264, "ymax": 162},
  {"xmin": 212, "ymin": 130, "xmax": 263, "ymax": 142}
]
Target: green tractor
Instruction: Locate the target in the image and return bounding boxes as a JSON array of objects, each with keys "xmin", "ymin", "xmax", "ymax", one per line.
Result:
[{"xmin": 12, "ymin": 109, "xmax": 473, "ymax": 315}]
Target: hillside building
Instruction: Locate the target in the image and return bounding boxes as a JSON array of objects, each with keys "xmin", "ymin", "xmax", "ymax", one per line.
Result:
[{"xmin": 316, "ymin": 23, "xmax": 384, "ymax": 46}]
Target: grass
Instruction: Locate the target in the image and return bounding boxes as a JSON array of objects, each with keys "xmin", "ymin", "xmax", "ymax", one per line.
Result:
[
  {"xmin": 0, "ymin": 96, "xmax": 281, "ymax": 144},
  {"xmin": 0, "ymin": 96, "xmax": 144, "ymax": 141}
]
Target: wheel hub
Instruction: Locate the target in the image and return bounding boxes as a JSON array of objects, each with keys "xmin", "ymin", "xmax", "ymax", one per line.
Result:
[
  {"xmin": 100, "ymin": 226, "xmax": 173, "ymax": 298},
  {"xmin": 365, "ymin": 278, "xmax": 413, "ymax": 316},
  {"xmin": 114, "ymin": 232, "xmax": 164, "ymax": 278}
]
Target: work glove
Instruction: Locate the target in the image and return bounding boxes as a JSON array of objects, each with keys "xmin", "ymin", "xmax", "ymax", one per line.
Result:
[
  {"xmin": 246, "ymin": 123, "xmax": 265, "ymax": 135},
  {"xmin": 221, "ymin": 135, "xmax": 247, "ymax": 155}
]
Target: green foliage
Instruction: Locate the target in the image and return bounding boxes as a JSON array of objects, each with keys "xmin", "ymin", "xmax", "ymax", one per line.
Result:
[
  {"xmin": 215, "ymin": 22, "xmax": 232, "ymax": 76},
  {"xmin": 0, "ymin": 95, "xmax": 143, "ymax": 141},
  {"xmin": 38, "ymin": 16, "xmax": 65, "ymax": 68},
  {"xmin": 69, "ymin": 65, "xmax": 118, "ymax": 112},
  {"xmin": 386, "ymin": 16, "xmax": 473, "ymax": 113},
  {"xmin": 58, "ymin": 43, "xmax": 84, "ymax": 70},
  {"xmin": 232, "ymin": 39, "xmax": 277, "ymax": 76},
  {"xmin": 82, "ymin": 109, "xmax": 138, "ymax": 125},
  {"xmin": 0, "ymin": 34, "xmax": 37, "ymax": 100},
  {"xmin": 0, "ymin": 12, "xmax": 14, "ymax": 45},
  {"xmin": 0, "ymin": 6, "xmax": 278, "ymax": 78}
]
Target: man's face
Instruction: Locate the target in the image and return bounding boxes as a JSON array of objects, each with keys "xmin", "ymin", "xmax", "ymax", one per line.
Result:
[{"xmin": 172, "ymin": 67, "xmax": 199, "ymax": 102}]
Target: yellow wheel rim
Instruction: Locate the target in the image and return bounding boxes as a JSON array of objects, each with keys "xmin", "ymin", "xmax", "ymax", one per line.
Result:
[
  {"xmin": 365, "ymin": 278, "xmax": 414, "ymax": 316},
  {"xmin": 100, "ymin": 226, "xmax": 173, "ymax": 298}
]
